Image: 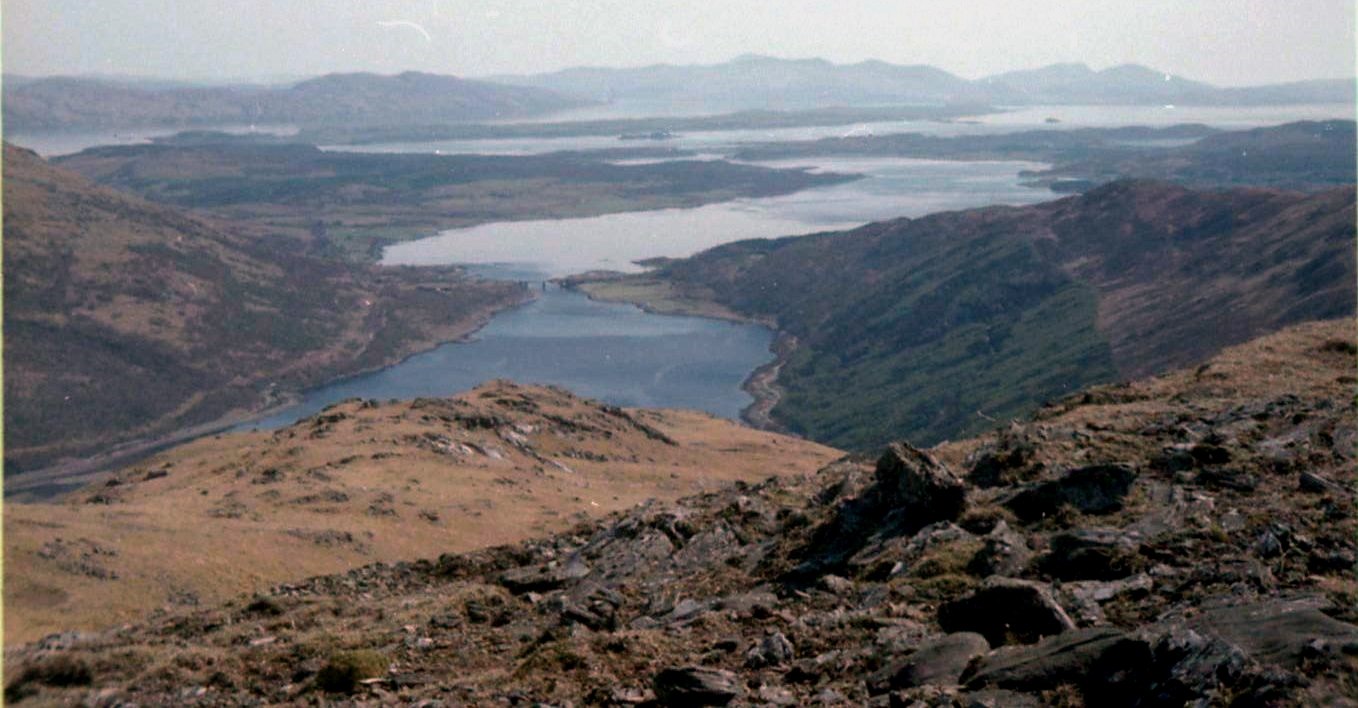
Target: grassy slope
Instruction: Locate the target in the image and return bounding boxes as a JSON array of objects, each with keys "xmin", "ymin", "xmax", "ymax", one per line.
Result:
[
  {"xmin": 3, "ymin": 382, "xmax": 843, "ymax": 642},
  {"xmin": 583, "ymin": 182, "xmax": 1355, "ymax": 451}
]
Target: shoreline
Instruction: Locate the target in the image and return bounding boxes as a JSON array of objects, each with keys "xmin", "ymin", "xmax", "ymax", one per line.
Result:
[
  {"xmin": 4, "ymin": 288, "xmax": 538, "ymax": 502},
  {"xmin": 558, "ymin": 275, "xmax": 794, "ymax": 436}
]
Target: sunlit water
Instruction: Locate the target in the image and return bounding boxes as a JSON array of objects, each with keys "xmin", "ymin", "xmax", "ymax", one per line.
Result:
[
  {"xmin": 252, "ymin": 102, "xmax": 1354, "ymax": 427},
  {"xmin": 239, "ymin": 285, "xmax": 774, "ymax": 429},
  {"xmin": 22, "ymin": 103, "xmax": 1343, "ymax": 430},
  {"xmin": 382, "ymin": 158, "xmax": 1052, "ymax": 277},
  {"xmin": 245, "ymin": 156, "xmax": 1053, "ymax": 429}
]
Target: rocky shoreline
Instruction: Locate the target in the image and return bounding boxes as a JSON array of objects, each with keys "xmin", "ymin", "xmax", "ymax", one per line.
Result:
[{"xmin": 558, "ymin": 273, "xmax": 794, "ymax": 435}]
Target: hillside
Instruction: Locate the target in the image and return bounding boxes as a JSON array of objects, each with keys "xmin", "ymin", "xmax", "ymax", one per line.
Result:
[
  {"xmin": 3, "ymin": 381, "xmax": 842, "ymax": 642},
  {"xmin": 1021, "ymin": 119, "xmax": 1358, "ymax": 192},
  {"xmin": 1, "ymin": 144, "xmax": 528, "ymax": 472},
  {"xmin": 2, "ymin": 71, "xmax": 587, "ymax": 131},
  {"xmin": 53, "ymin": 138, "xmax": 858, "ymax": 260},
  {"xmin": 4, "ymin": 320, "xmax": 1353, "ymax": 705},
  {"xmin": 571, "ymin": 181, "xmax": 1355, "ymax": 451}
]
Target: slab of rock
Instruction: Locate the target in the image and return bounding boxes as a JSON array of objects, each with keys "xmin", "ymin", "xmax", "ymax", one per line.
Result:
[
  {"xmin": 1058, "ymin": 574, "xmax": 1153, "ymax": 626},
  {"xmin": 938, "ymin": 578, "xmax": 1075, "ymax": 647},
  {"xmin": 498, "ymin": 555, "xmax": 590, "ymax": 594},
  {"xmin": 1003, "ymin": 464, "xmax": 1137, "ymax": 522},
  {"xmin": 962, "ymin": 627, "xmax": 1152, "ymax": 704},
  {"xmin": 1190, "ymin": 596, "xmax": 1358, "ymax": 669},
  {"xmin": 872, "ymin": 632, "xmax": 990, "ymax": 692},
  {"xmin": 652, "ymin": 666, "xmax": 743, "ymax": 706}
]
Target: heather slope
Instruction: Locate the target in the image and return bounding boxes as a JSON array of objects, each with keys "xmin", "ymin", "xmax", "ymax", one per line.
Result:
[{"xmin": 574, "ymin": 182, "xmax": 1355, "ymax": 450}]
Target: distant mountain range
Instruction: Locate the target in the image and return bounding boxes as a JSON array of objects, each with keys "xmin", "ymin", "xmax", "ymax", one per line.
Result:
[
  {"xmin": 492, "ymin": 54, "xmax": 1355, "ymax": 109},
  {"xmin": 7, "ymin": 57, "xmax": 1352, "ymax": 132},
  {"xmin": 2, "ymin": 71, "xmax": 589, "ymax": 131}
]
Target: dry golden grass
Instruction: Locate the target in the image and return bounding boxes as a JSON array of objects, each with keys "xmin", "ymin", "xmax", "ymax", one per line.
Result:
[{"xmin": 4, "ymin": 381, "xmax": 841, "ymax": 642}]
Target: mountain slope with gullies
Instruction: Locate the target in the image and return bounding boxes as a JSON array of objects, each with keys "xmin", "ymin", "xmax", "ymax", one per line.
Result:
[
  {"xmin": 1, "ymin": 144, "xmax": 528, "ymax": 473},
  {"xmin": 571, "ymin": 180, "xmax": 1356, "ymax": 451},
  {"xmin": 2, "ymin": 381, "xmax": 842, "ymax": 643},
  {"xmin": 4, "ymin": 320, "xmax": 1354, "ymax": 705}
]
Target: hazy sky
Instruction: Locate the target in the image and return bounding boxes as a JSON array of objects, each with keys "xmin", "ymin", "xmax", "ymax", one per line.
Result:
[{"xmin": 4, "ymin": 1, "xmax": 1354, "ymax": 85}]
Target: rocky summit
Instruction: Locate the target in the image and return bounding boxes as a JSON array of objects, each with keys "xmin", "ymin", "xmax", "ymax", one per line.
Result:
[{"xmin": 3, "ymin": 319, "xmax": 1355, "ymax": 705}]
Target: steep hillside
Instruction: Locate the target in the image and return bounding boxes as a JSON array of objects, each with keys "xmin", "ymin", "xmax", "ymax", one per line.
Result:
[
  {"xmin": 572, "ymin": 181, "xmax": 1355, "ymax": 450},
  {"xmin": 4, "ymin": 320, "xmax": 1353, "ymax": 705},
  {"xmin": 2, "ymin": 72, "xmax": 586, "ymax": 131},
  {"xmin": 3, "ymin": 381, "xmax": 842, "ymax": 642},
  {"xmin": 2, "ymin": 144, "xmax": 528, "ymax": 471}
]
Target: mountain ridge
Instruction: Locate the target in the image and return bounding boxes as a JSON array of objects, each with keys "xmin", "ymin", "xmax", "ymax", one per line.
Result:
[
  {"xmin": 2, "ymin": 71, "xmax": 590, "ymax": 131},
  {"xmin": 491, "ymin": 56, "xmax": 1355, "ymax": 109}
]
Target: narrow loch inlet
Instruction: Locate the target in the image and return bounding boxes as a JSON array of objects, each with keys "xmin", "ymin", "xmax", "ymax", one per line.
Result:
[
  {"xmin": 241, "ymin": 286, "xmax": 775, "ymax": 430},
  {"xmin": 244, "ymin": 156, "xmax": 1056, "ymax": 429}
]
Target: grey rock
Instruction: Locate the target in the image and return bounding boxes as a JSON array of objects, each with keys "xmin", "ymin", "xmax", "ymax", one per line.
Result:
[
  {"xmin": 652, "ymin": 666, "xmax": 743, "ymax": 706},
  {"xmin": 746, "ymin": 631, "xmax": 795, "ymax": 668},
  {"xmin": 818, "ymin": 574, "xmax": 856, "ymax": 596},
  {"xmin": 498, "ymin": 555, "xmax": 590, "ymax": 594},
  {"xmin": 1003, "ymin": 464, "xmax": 1138, "ymax": 522},
  {"xmin": 873, "ymin": 632, "xmax": 989, "ymax": 692},
  {"xmin": 875, "ymin": 442, "xmax": 967, "ymax": 529},
  {"xmin": 1308, "ymin": 548, "xmax": 1356, "ymax": 573},
  {"xmin": 967, "ymin": 521, "xmax": 1032, "ymax": 578},
  {"xmin": 962, "ymin": 627, "xmax": 1152, "ymax": 705},
  {"xmin": 961, "ymin": 688, "xmax": 1042, "ymax": 707},
  {"xmin": 1038, "ymin": 528, "xmax": 1144, "ymax": 581},
  {"xmin": 1299, "ymin": 470, "xmax": 1346, "ymax": 494},
  {"xmin": 1190, "ymin": 596, "xmax": 1358, "ymax": 669},
  {"xmin": 1253, "ymin": 530, "xmax": 1283, "ymax": 558},
  {"xmin": 756, "ymin": 684, "xmax": 798, "ymax": 706},
  {"xmin": 874, "ymin": 621, "xmax": 930, "ymax": 655},
  {"xmin": 1058, "ymin": 573, "xmax": 1153, "ymax": 626},
  {"xmin": 938, "ymin": 578, "xmax": 1076, "ymax": 647},
  {"xmin": 1141, "ymin": 626, "xmax": 1250, "ymax": 705}
]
